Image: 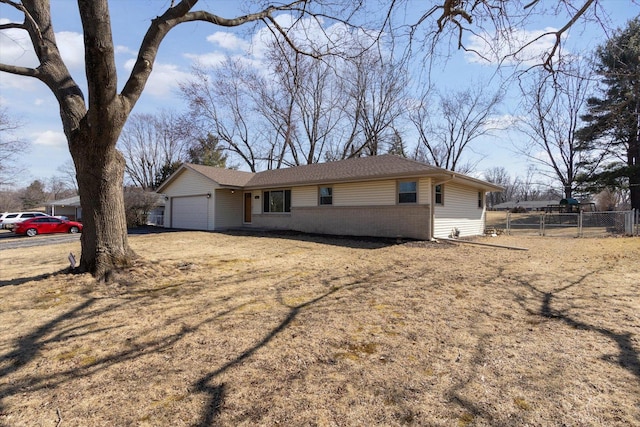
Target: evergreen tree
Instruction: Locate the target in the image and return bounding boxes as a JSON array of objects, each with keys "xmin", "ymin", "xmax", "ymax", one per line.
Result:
[
  {"xmin": 188, "ymin": 134, "xmax": 229, "ymax": 168},
  {"xmin": 577, "ymin": 18, "xmax": 640, "ymax": 209}
]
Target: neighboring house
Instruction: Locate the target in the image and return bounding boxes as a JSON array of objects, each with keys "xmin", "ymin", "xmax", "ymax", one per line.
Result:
[
  {"xmin": 47, "ymin": 196, "xmax": 82, "ymax": 220},
  {"xmin": 46, "ymin": 193, "xmax": 166, "ymax": 226},
  {"xmin": 157, "ymin": 155, "xmax": 503, "ymax": 240}
]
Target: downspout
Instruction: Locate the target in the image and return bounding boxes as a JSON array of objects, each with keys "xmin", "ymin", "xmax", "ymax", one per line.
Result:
[{"xmin": 430, "ymin": 174, "xmax": 455, "ymax": 240}]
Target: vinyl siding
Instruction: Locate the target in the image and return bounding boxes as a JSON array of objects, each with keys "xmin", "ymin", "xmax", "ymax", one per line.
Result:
[
  {"xmin": 215, "ymin": 189, "xmax": 243, "ymax": 229},
  {"xmin": 293, "ymin": 186, "xmax": 317, "ymax": 207},
  {"xmin": 418, "ymin": 177, "xmax": 431, "ymax": 205},
  {"xmin": 162, "ymin": 169, "xmax": 218, "ymax": 230},
  {"xmin": 433, "ymin": 183, "xmax": 485, "ymax": 238},
  {"xmin": 334, "ymin": 180, "xmax": 396, "ymax": 206},
  {"xmin": 164, "ymin": 169, "xmax": 217, "ymax": 196}
]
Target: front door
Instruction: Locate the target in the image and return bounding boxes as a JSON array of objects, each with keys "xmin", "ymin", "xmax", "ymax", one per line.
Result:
[{"xmin": 244, "ymin": 192, "xmax": 252, "ymax": 223}]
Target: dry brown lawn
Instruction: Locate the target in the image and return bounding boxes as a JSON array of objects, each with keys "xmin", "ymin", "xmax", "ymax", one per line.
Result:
[{"xmin": 0, "ymin": 231, "xmax": 639, "ymax": 426}]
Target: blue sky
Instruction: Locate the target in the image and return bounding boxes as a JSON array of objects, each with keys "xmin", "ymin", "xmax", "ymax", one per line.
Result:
[{"xmin": 0, "ymin": 1, "xmax": 637, "ymax": 190}]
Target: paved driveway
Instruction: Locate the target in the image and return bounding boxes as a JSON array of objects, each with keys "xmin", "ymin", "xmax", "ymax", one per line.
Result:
[{"xmin": 0, "ymin": 230, "xmax": 81, "ymax": 250}]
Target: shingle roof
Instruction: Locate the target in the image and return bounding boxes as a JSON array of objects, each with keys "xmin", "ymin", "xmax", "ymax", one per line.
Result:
[
  {"xmin": 245, "ymin": 154, "xmax": 444, "ymax": 188},
  {"xmin": 185, "ymin": 163, "xmax": 255, "ymax": 187},
  {"xmin": 159, "ymin": 155, "xmax": 503, "ymax": 192}
]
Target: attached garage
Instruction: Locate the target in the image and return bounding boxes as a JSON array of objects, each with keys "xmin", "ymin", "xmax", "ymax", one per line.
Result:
[
  {"xmin": 171, "ymin": 196, "xmax": 209, "ymax": 230},
  {"xmin": 157, "ymin": 164, "xmax": 255, "ymax": 231}
]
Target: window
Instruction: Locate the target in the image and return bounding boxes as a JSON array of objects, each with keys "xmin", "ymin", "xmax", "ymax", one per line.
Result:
[
  {"xmin": 319, "ymin": 187, "xmax": 332, "ymax": 205},
  {"xmin": 263, "ymin": 190, "xmax": 291, "ymax": 213},
  {"xmin": 435, "ymin": 184, "xmax": 443, "ymax": 205},
  {"xmin": 398, "ymin": 181, "xmax": 417, "ymax": 204},
  {"xmin": 478, "ymin": 191, "xmax": 484, "ymax": 208}
]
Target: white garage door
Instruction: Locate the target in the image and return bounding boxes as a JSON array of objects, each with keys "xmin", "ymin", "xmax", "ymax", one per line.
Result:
[{"xmin": 172, "ymin": 196, "xmax": 209, "ymax": 230}]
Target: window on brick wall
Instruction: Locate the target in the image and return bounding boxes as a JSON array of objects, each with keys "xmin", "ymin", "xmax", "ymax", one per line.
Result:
[{"xmin": 263, "ymin": 189, "xmax": 291, "ymax": 213}]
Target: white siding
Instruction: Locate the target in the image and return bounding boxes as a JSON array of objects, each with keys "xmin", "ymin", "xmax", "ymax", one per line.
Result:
[
  {"xmin": 334, "ymin": 180, "xmax": 396, "ymax": 206},
  {"xmin": 418, "ymin": 177, "xmax": 431, "ymax": 205},
  {"xmin": 433, "ymin": 183, "xmax": 485, "ymax": 238},
  {"xmin": 164, "ymin": 169, "xmax": 216, "ymax": 196},
  {"xmin": 293, "ymin": 186, "xmax": 317, "ymax": 207}
]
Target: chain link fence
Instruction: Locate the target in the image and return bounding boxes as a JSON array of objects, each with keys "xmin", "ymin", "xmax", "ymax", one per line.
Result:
[{"xmin": 486, "ymin": 210, "xmax": 638, "ymax": 237}]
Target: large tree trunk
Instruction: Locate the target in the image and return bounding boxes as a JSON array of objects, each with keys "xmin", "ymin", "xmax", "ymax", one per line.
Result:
[{"xmin": 70, "ymin": 131, "xmax": 136, "ymax": 279}]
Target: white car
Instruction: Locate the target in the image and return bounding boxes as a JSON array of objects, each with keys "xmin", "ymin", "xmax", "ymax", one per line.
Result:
[{"xmin": 0, "ymin": 212, "xmax": 50, "ymax": 229}]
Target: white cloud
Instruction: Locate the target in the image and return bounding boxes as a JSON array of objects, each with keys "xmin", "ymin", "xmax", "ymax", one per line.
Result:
[
  {"xmin": 0, "ymin": 25, "xmax": 84, "ymax": 70},
  {"xmin": 55, "ymin": 31, "xmax": 85, "ymax": 69},
  {"xmin": 184, "ymin": 51, "xmax": 227, "ymax": 68},
  {"xmin": 484, "ymin": 114, "xmax": 521, "ymax": 131},
  {"xmin": 115, "ymin": 45, "xmax": 137, "ymax": 55},
  {"xmin": 465, "ymin": 27, "xmax": 564, "ymax": 66},
  {"xmin": 32, "ymin": 130, "xmax": 67, "ymax": 147},
  {"xmin": 34, "ymin": 99, "xmax": 45, "ymax": 106},
  {"xmin": 206, "ymin": 32, "xmax": 251, "ymax": 51},
  {"xmin": 123, "ymin": 59, "xmax": 191, "ymax": 97}
]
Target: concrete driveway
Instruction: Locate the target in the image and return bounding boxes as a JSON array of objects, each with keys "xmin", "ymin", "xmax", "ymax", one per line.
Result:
[{"xmin": 0, "ymin": 229, "xmax": 81, "ymax": 250}]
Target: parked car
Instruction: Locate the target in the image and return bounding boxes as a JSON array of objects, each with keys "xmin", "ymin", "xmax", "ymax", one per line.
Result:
[
  {"xmin": 0, "ymin": 212, "xmax": 50, "ymax": 229},
  {"xmin": 13, "ymin": 217, "xmax": 83, "ymax": 237}
]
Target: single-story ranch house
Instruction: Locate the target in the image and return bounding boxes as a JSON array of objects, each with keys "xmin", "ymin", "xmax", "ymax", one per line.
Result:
[{"xmin": 157, "ymin": 154, "xmax": 503, "ymax": 240}]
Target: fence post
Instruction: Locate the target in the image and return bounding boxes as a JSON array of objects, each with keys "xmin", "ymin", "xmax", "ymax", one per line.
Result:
[
  {"xmin": 578, "ymin": 210, "xmax": 583, "ymax": 237},
  {"xmin": 506, "ymin": 212, "xmax": 511, "ymax": 235},
  {"xmin": 540, "ymin": 213, "xmax": 545, "ymax": 236}
]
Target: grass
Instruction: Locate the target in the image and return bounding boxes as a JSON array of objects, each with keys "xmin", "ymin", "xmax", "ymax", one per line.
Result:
[{"xmin": 0, "ymin": 231, "xmax": 639, "ymax": 426}]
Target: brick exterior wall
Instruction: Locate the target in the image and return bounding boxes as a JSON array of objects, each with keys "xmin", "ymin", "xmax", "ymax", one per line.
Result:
[{"xmin": 249, "ymin": 205, "xmax": 430, "ymax": 240}]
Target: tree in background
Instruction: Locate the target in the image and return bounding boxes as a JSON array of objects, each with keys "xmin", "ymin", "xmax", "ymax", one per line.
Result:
[
  {"xmin": 55, "ymin": 160, "xmax": 79, "ymax": 195},
  {"xmin": 119, "ymin": 111, "xmax": 189, "ymax": 190},
  {"xmin": 187, "ymin": 134, "xmax": 229, "ymax": 168},
  {"xmin": 19, "ymin": 180, "xmax": 47, "ymax": 209},
  {"xmin": 0, "ymin": 107, "xmax": 27, "ymax": 188},
  {"xmin": 517, "ymin": 59, "xmax": 600, "ymax": 199},
  {"xmin": 577, "ymin": 18, "xmax": 640, "ymax": 210},
  {"xmin": 411, "ymin": 84, "xmax": 503, "ymax": 173}
]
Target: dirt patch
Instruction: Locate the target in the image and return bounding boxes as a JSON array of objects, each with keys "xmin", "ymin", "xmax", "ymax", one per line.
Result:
[{"xmin": 1, "ymin": 232, "xmax": 639, "ymax": 426}]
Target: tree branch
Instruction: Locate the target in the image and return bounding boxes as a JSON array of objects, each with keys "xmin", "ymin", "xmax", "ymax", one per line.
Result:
[
  {"xmin": 120, "ymin": 0, "xmax": 305, "ymax": 113},
  {"xmin": 0, "ymin": 62, "xmax": 39, "ymax": 77}
]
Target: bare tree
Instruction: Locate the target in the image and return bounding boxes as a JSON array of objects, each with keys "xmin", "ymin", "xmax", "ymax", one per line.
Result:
[
  {"xmin": 181, "ymin": 60, "xmax": 264, "ymax": 172},
  {"xmin": 484, "ymin": 166, "xmax": 515, "ymax": 206},
  {"xmin": 411, "ymin": 84, "xmax": 503, "ymax": 173},
  {"xmin": 0, "ymin": 107, "xmax": 27, "ymax": 188},
  {"xmin": 55, "ymin": 160, "xmax": 79, "ymax": 194},
  {"xmin": 343, "ymin": 53, "xmax": 408, "ymax": 157},
  {"xmin": 119, "ymin": 111, "xmax": 189, "ymax": 190},
  {"xmin": 47, "ymin": 176, "xmax": 76, "ymax": 200},
  {"xmin": 517, "ymin": 59, "xmax": 602, "ymax": 198}
]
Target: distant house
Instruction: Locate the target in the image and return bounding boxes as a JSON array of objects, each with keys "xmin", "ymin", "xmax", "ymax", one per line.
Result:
[
  {"xmin": 157, "ymin": 155, "xmax": 503, "ymax": 240},
  {"xmin": 47, "ymin": 196, "xmax": 82, "ymax": 220},
  {"xmin": 46, "ymin": 193, "xmax": 166, "ymax": 226},
  {"xmin": 492, "ymin": 200, "xmax": 557, "ymax": 212}
]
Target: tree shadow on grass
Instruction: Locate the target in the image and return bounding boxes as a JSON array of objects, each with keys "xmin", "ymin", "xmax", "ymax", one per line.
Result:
[
  {"xmin": 513, "ymin": 270, "xmax": 640, "ymax": 382},
  {"xmin": 0, "ymin": 289, "xmax": 251, "ymax": 420},
  {"xmin": 191, "ymin": 271, "xmax": 373, "ymax": 427},
  {"xmin": 0, "ymin": 269, "xmax": 69, "ymax": 288}
]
